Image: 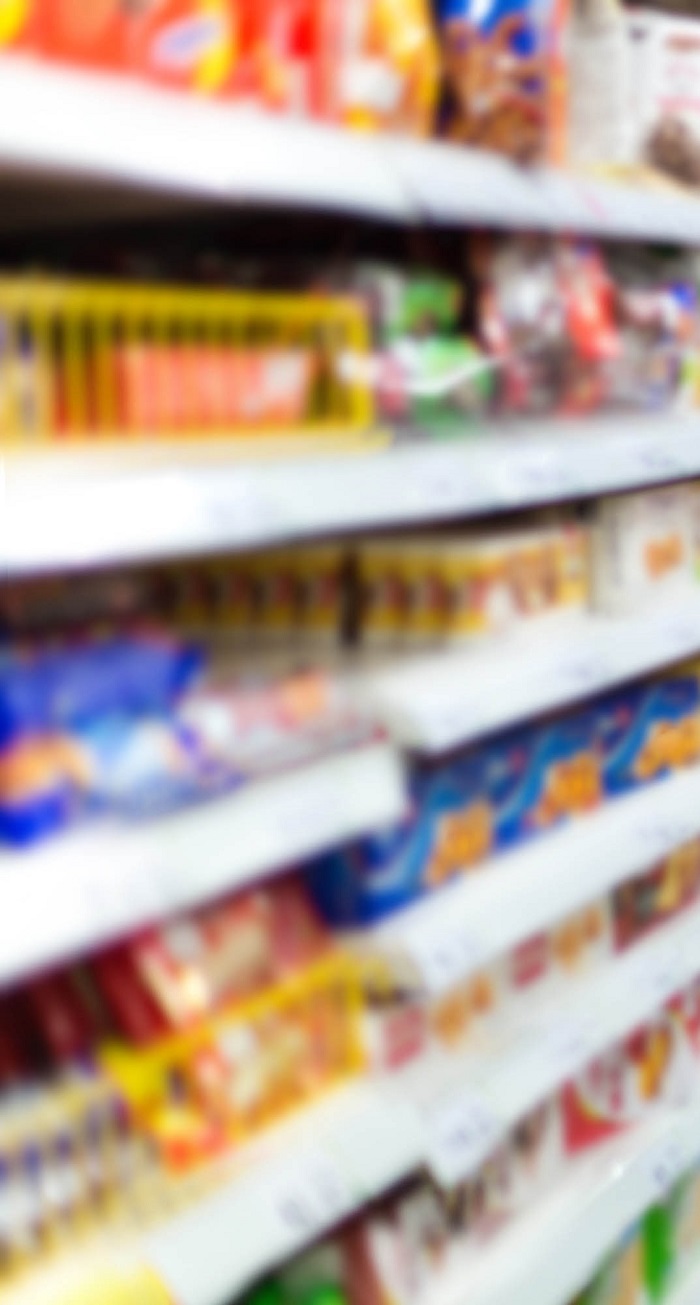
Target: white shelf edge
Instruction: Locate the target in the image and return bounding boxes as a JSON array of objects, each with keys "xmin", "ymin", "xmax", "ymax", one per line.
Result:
[
  {"xmin": 432, "ymin": 1106, "xmax": 700, "ymax": 1305},
  {"xmin": 357, "ymin": 765, "xmax": 700, "ymax": 996},
  {"xmin": 3, "ymin": 417, "xmax": 700, "ymax": 576},
  {"xmin": 0, "ymin": 739, "xmax": 405, "ymax": 986},
  {"xmin": 1, "ymin": 57, "xmax": 700, "ymax": 242},
  {"xmin": 358, "ymin": 599, "xmax": 700, "ymax": 754},
  {"xmin": 414, "ymin": 905, "xmax": 700, "ymax": 1187},
  {"xmin": 144, "ymin": 1082, "xmax": 423, "ymax": 1305}
]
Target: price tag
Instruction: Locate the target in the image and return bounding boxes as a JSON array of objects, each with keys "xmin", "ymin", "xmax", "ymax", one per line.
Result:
[
  {"xmin": 403, "ymin": 918, "xmax": 482, "ymax": 995},
  {"xmin": 271, "ymin": 1154, "xmax": 351, "ymax": 1244},
  {"xmin": 542, "ymin": 1015, "xmax": 592, "ymax": 1080},
  {"xmin": 557, "ymin": 656, "xmax": 607, "ymax": 695},
  {"xmin": 648, "ymin": 1136, "xmax": 686, "ymax": 1200},
  {"xmin": 643, "ymin": 955, "xmax": 680, "ymax": 1006},
  {"xmin": 196, "ymin": 477, "xmax": 285, "ymax": 545},
  {"xmin": 636, "ymin": 445, "xmax": 682, "ymax": 480},
  {"xmin": 428, "ymin": 1096, "xmax": 501, "ymax": 1187}
]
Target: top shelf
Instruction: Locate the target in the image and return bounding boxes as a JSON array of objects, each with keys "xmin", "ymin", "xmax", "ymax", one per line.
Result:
[{"xmin": 2, "ymin": 57, "xmax": 700, "ymax": 240}]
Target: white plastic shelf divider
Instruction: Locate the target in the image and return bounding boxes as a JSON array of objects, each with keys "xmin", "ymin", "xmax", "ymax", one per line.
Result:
[
  {"xmin": 431, "ymin": 1106, "xmax": 700, "ymax": 1305},
  {"xmin": 0, "ymin": 739, "xmax": 404, "ymax": 986},
  {"xmin": 3, "ymin": 417, "xmax": 700, "ymax": 576},
  {"xmin": 144, "ymin": 1083, "xmax": 422, "ymax": 1305},
  {"xmin": 413, "ymin": 905, "xmax": 700, "ymax": 1187},
  {"xmin": 353, "ymin": 765, "xmax": 700, "ymax": 997},
  {"xmin": 359, "ymin": 599, "xmax": 700, "ymax": 754},
  {"xmin": 2, "ymin": 57, "xmax": 700, "ymax": 242}
]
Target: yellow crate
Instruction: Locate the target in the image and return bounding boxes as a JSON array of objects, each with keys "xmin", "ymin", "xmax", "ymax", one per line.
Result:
[
  {"xmin": 100, "ymin": 954, "xmax": 365, "ymax": 1170},
  {"xmin": 0, "ymin": 277, "xmax": 374, "ymax": 443}
]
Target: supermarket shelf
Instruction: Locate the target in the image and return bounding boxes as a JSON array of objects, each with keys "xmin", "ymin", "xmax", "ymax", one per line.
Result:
[
  {"xmin": 359, "ymin": 599, "xmax": 700, "ymax": 753},
  {"xmin": 412, "ymin": 905, "xmax": 700, "ymax": 1187},
  {"xmin": 354, "ymin": 765, "xmax": 700, "ymax": 996},
  {"xmin": 390, "ymin": 134, "xmax": 700, "ymax": 239},
  {"xmin": 2, "ymin": 58, "xmax": 700, "ymax": 242},
  {"xmin": 0, "ymin": 57, "xmax": 408, "ymax": 223},
  {"xmin": 145, "ymin": 1082, "xmax": 422, "ymax": 1305},
  {"xmin": 432, "ymin": 1106, "xmax": 700, "ymax": 1305},
  {"xmin": 0, "ymin": 739, "xmax": 404, "ymax": 985},
  {"xmin": 4, "ymin": 416, "xmax": 700, "ymax": 575}
]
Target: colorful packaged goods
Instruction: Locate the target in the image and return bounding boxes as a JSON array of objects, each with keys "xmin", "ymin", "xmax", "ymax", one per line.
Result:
[
  {"xmin": 578, "ymin": 1227, "xmax": 648, "ymax": 1305},
  {"xmin": 645, "ymin": 1163, "xmax": 700, "ymax": 1301},
  {"xmin": 613, "ymin": 841, "xmax": 700, "ymax": 950},
  {"xmin": 33, "ymin": 0, "xmax": 150, "ymax": 73},
  {"xmin": 563, "ymin": 1011, "xmax": 695, "ymax": 1151},
  {"xmin": 595, "ymin": 677, "xmax": 700, "ymax": 798},
  {"xmin": 435, "ymin": 0, "xmax": 567, "ymax": 163},
  {"xmin": 355, "ymin": 518, "xmax": 590, "ymax": 650},
  {"xmin": 626, "ymin": 12, "xmax": 700, "ymax": 191},
  {"xmin": 330, "ymin": 0, "xmax": 440, "ymax": 135},
  {"xmin": 130, "ymin": 0, "xmax": 237, "ymax": 95},
  {"xmin": 475, "ymin": 237, "xmax": 620, "ymax": 416},
  {"xmin": 0, "ymin": 276, "xmax": 371, "ymax": 444},
  {"xmin": 308, "ymin": 749, "xmax": 493, "ymax": 926},
  {"xmin": 591, "ymin": 488, "xmax": 695, "ymax": 615},
  {"xmin": 350, "ymin": 266, "xmax": 491, "ymax": 427},
  {"xmin": 0, "ymin": 0, "xmax": 32, "ymax": 49},
  {"xmin": 486, "ymin": 709, "xmax": 601, "ymax": 850}
]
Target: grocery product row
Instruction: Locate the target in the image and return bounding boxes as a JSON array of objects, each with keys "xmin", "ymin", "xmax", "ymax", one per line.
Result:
[
  {"xmin": 2, "ymin": 240, "xmax": 699, "ymax": 448},
  {"xmin": 5, "ymin": 0, "xmax": 700, "ymax": 200},
  {"xmin": 5, "ymin": 832, "xmax": 700, "ymax": 1303}
]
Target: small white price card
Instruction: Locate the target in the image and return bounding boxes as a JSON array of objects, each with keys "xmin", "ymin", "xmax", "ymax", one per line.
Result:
[
  {"xmin": 428, "ymin": 1095, "xmax": 501, "ymax": 1188},
  {"xmin": 271, "ymin": 1153, "xmax": 352, "ymax": 1246}
]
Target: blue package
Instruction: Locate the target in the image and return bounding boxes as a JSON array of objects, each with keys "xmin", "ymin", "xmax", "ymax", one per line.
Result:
[
  {"xmin": 306, "ymin": 751, "xmax": 493, "ymax": 927},
  {"xmin": 0, "ymin": 733, "xmax": 83, "ymax": 847},
  {"xmin": 486, "ymin": 711, "xmax": 601, "ymax": 850},
  {"xmin": 596, "ymin": 678, "xmax": 700, "ymax": 797},
  {"xmin": 0, "ymin": 634, "xmax": 202, "ymax": 747}
]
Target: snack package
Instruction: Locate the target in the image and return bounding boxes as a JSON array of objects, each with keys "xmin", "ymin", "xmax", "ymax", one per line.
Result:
[
  {"xmin": 595, "ymin": 677, "xmax": 700, "ymax": 798},
  {"xmin": 591, "ymin": 488, "xmax": 695, "ymax": 615},
  {"xmin": 613, "ymin": 841, "xmax": 700, "ymax": 950},
  {"xmin": 487, "ymin": 710, "xmax": 601, "ymax": 851},
  {"xmin": 435, "ymin": 0, "xmax": 567, "ymax": 162},
  {"xmin": 563, "ymin": 1011, "xmax": 695, "ymax": 1151},
  {"xmin": 626, "ymin": 11, "xmax": 700, "ymax": 190},
  {"xmin": 131, "ymin": 0, "xmax": 237, "ymax": 95},
  {"xmin": 33, "ymin": 0, "xmax": 132, "ymax": 70},
  {"xmin": 0, "ymin": 0, "xmax": 34, "ymax": 48},
  {"xmin": 330, "ymin": 0, "xmax": 440, "ymax": 135},
  {"xmin": 645, "ymin": 1163, "xmax": 700, "ymax": 1301},
  {"xmin": 307, "ymin": 751, "xmax": 493, "ymax": 926},
  {"xmin": 550, "ymin": 899, "xmax": 614, "ymax": 980},
  {"xmin": 579, "ymin": 1226, "xmax": 648, "ymax": 1305},
  {"xmin": 475, "ymin": 237, "xmax": 618, "ymax": 415},
  {"xmin": 613, "ymin": 266, "xmax": 699, "ymax": 413},
  {"xmin": 365, "ymin": 962, "xmax": 503, "ymax": 1070},
  {"xmin": 100, "ymin": 954, "xmax": 361, "ymax": 1170},
  {"xmin": 92, "ymin": 874, "xmax": 328, "ymax": 1042}
]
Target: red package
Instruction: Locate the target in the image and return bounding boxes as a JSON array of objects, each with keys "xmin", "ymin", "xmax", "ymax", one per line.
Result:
[
  {"xmin": 91, "ymin": 946, "xmax": 170, "ymax": 1046},
  {"xmin": 226, "ymin": 0, "xmax": 327, "ymax": 115},
  {"xmin": 131, "ymin": 0, "xmax": 237, "ymax": 95},
  {"xmin": 24, "ymin": 970, "xmax": 104, "ymax": 1065},
  {"xmin": 33, "ymin": 0, "xmax": 131, "ymax": 71}
]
